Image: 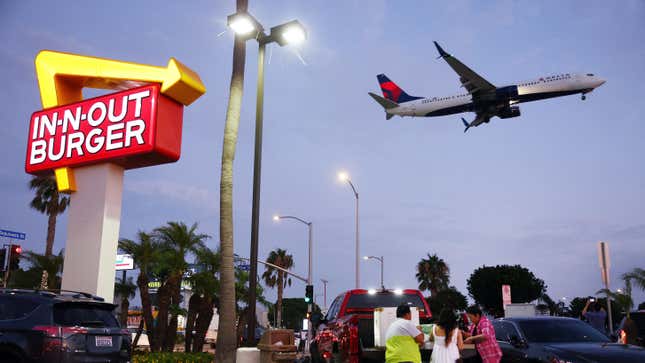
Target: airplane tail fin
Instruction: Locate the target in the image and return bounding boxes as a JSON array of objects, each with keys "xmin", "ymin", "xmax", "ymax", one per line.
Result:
[
  {"xmin": 376, "ymin": 74, "xmax": 423, "ymax": 103},
  {"xmin": 368, "ymin": 92, "xmax": 398, "ymax": 120}
]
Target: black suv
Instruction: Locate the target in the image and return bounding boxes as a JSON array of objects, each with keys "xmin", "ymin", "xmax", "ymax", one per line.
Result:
[{"xmin": 0, "ymin": 289, "xmax": 131, "ymax": 363}]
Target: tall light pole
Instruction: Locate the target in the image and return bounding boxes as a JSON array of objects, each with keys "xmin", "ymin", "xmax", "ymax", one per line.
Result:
[
  {"xmin": 363, "ymin": 255, "xmax": 384, "ymax": 290},
  {"xmin": 320, "ymin": 278, "xmax": 328, "ymax": 310},
  {"xmin": 338, "ymin": 171, "xmax": 360, "ymax": 288},
  {"xmin": 273, "ymin": 214, "xmax": 313, "ymax": 356},
  {"xmin": 228, "ymin": 12, "xmax": 307, "ymax": 346}
]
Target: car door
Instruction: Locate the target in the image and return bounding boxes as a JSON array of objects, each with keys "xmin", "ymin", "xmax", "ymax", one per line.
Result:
[{"xmin": 494, "ymin": 321, "xmax": 528, "ymax": 363}]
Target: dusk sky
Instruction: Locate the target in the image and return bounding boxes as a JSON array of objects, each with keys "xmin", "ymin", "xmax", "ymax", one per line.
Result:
[{"xmin": 1, "ymin": 1, "xmax": 644, "ymax": 308}]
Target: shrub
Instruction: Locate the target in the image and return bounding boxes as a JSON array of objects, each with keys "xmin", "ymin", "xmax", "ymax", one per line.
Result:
[{"xmin": 132, "ymin": 352, "xmax": 214, "ymax": 363}]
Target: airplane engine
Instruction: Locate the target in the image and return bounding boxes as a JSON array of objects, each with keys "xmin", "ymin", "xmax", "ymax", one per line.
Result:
[{"xmin": 498, "ymin": 106, "xmax": 521, "ymax": 119}]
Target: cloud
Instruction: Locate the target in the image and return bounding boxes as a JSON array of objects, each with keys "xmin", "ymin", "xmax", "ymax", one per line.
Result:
[{"xmin": 125, "ymin": 179, "xmax": 216, "ymax": 211}]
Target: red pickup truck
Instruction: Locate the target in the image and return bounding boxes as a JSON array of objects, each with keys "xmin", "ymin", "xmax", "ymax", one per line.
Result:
[{"xmin": 312, "ymin": 289, "xmax": 432, "ymax": 363}]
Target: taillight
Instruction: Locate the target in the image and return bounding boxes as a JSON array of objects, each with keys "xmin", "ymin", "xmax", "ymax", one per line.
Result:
[
  {"xmin": 349, "ymin": 325, "xmax": 359, "ymax": 354},
  {"xmin": 322, "ymin": 351, "xmax": 332, "ymax": 359},
  {"xmin": 33, "ymin": 326, "xmax": 88, "ymax": 352},
  {"xmin": 33, "ymin": 325, "xmax": 88, "ymax": 338},
  {"xmin": 619, "ymin": 329, "xmax": 627, "ymax": 344}
]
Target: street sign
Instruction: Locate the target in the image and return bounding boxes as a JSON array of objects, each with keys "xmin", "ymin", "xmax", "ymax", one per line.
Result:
[
  {"xmin": 115, "ymin": 254, "xmax": 134, "ymax": 270},
  {"xmin": 0, "ymin": 229, "xmax": 26, "ymax": 240},
  {"xmin": 237, "ymin": 264, "xmax": 251, "ymax": 271},
  {"xmin": 502, "ymin": 284, "xmax": 512, "ymax": 309}
]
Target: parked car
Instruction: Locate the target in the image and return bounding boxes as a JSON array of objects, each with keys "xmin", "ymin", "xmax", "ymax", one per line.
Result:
[
  {"xmin": 313, "ymin": 288, "xmax": 432, "ymax": 363},
  {"xmin": 0, "ymin": 288, "xmax": 131, "ymax": 363},
  {"xmin": 616, "ymin": 311, "xmax": 645, "ymax": 346},
  {"xmin": 492, "ymin": 316, "xmax": 645, "ymax": 363}
]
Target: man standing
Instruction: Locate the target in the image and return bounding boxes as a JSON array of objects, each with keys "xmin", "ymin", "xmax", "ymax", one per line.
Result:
[
  {"xmin": 463, "ymin": 305, "xmax": 502, "ymax": 363},
  {"xmin": 385, "ymin": 304, "xmax": 425, "ymax": 363},
  {"xmin": 582, "ymin": 299, "xmax": 607, "ymax": 334}
]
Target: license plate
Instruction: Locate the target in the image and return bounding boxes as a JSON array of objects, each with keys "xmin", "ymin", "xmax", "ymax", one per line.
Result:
[{"xmin": 95, "ymin": 336, "xmax": 113, "ymax": 347}]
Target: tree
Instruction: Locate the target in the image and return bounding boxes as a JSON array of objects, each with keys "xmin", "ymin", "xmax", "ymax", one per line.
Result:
[
  {"xmin": 119, "ymin": 232, "xmax": 160, "ymax": 351},
  {"xmin": 216, "ymin": 0, "xmax": 248, "ymax": 361},
  {"xmin": 622, "ymin": 268, "xmax": 645, "ymax": 291},
  {"xmin": 185, "ymin": 247, "xmax": 220, "ymax": 353},
  {"xmin": 467, "ymin": 264, "xmax": 546, "ymax": 316},
  {"xmin": 114, "ymin": 277, "xmax": 137, "ymax": 327},
  {"xmin": 268, "ymin": 298, "xmax": 321, "ymax": 330},
  {"xmin": 425, "ymin": 286, "xmax": 467, "ymax": 317},
  {"xmin": 152, "ymin": 222, "xmax": 209, "ymax": 351},
  {"xmin": 416, "ymin": 253, "xmax": 450, "ymax": 296},
  {"xmin": 262, "ymin": 248, "xmax": 294, "ymax": 328},
  {"xmin": 9, "ymin": 249, "xmax": 64, "ymax": 289},
  {"xmin": 29, "ymin": 175, "xmax": 70, "ymax": 256}
]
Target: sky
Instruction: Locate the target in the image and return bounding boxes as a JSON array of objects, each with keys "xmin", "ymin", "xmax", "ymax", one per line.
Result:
[{"xmin": 1, "ymin": 0, "xmax": 644, "ymax": 309}]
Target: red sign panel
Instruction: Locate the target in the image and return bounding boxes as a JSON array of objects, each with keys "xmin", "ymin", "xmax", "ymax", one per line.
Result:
[{"xmin": 25, "ymin": 85, "xmax": 183, "ymax": 174}]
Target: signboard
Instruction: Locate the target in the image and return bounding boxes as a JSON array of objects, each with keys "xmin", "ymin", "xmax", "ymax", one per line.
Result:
[
  {"xmin": 115, "ymin": 254, "xmax": 134, "ymax": 270},
  {"xmin": 502, "ymin": 284, "xmax": 512, "ymax": 309},
  {"xmin": 26, "ymin": 85, "xmax": 183, "ymax": 175},
  {"xmin": 237, "ymin": 264, "xmax": 251, "ymax": 271},
  {"xmin": 0, "ymin": 229, "xmax": 26, "ymax": 240}
]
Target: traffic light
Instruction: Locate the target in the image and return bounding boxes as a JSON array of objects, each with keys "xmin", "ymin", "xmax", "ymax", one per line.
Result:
[
  {"xmin": 9, "ymin": 244, "xmax": 21, "ymax": 270},
  {"xmin": 0, "ymin": 246, "xmax": 7, "ymax": 272},
  {"xmin": 305, "ymin": 284, "xmax": 313, "ymax": 303}
]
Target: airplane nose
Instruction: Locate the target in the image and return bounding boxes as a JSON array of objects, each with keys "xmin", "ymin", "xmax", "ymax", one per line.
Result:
[{"xmin": 595, "ymin": 79, "xmax": 606, "ymax": 88}]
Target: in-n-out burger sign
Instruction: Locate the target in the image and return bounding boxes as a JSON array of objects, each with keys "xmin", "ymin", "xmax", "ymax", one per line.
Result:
[{"xmin": 26, "ymin": 84, "xmax": 182, "ymax": 174}]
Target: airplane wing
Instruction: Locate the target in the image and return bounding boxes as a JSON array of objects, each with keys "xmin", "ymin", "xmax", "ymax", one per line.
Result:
[{"xmin": 433, "ymin": 41, "xmax": 496, "ymax": 95}]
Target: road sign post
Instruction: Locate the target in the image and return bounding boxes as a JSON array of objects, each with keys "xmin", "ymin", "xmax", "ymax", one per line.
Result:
[{"xmin": 597, "ymin": 241, "xmax": 613, "ymax": 333}]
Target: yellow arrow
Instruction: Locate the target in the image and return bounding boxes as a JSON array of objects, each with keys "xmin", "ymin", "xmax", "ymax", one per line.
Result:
[
  {"xmin": 35, "ymin": 50, "xmax": 206, "ymax": 108},
  {"xmin": 33, "ymin": 50, "xmax": 206, "ymax": 193}
]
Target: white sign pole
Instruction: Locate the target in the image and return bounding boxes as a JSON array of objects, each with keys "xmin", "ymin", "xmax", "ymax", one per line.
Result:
[{"xmin": 61, "ymin": 164, "xmax": 124, "ymax": 303}]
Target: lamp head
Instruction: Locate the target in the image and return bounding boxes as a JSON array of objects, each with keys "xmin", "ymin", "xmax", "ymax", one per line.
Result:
[
  {"xmin": 270, "ymin": 20, "xmax": 307, "ymax": 46},
  {"xmin": 338, "ymin": 171, "xmax": 349, "ymax": 182},
  {"xmin": 273, "ymin": 215, "xmax": 280, "ymax": 222},
  {"xmin": 227, "ymin": 12, "xmax": 263, "ymax": 39}
]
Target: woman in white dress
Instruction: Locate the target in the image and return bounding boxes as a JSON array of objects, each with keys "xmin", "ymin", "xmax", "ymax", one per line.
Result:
[{"xmin": 430, "ymin": 309, "xmax": 464, "ymax": 363}]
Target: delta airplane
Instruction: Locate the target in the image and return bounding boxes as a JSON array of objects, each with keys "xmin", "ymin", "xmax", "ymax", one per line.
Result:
[{"xmin": 369, "ymin": 42, "xmax": 606, "ymax": 132}]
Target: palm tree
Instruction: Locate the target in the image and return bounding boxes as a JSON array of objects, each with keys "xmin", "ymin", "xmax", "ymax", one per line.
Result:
[
  {"xmin": 152, "ymin": 221, "xmax": 209, "ymax": 351},
  {"xmin": 416, "ymin": 253, "xmax": 450, "ymax": 296},
  {"xmin": 20, "ymin": 249, "xmax": 65, "ymax": 289},
  {"xmin": 216, "ymin": 0, "xmax": 249, "ymax": 361},
  {"xmin": 119, "ymin": 232, "xmax": 160, "ymax": 351},
  {"xmin": 622, "ymin": 268, "xmax": 645, "ymax": 291},
  {"xmin": 262, "ymin": 249, "xmax": 294, "ymax": 328},
  {"xmin": 186, "ymin": 247, "xmax": 220, "ymax": 352},
  {"xmin": 29, "ymin": 175, "xmax": 70, "ymax": 256},
  {"xmin": 114, "ymin": 277, "xmax": 137, "ymax": 327}
]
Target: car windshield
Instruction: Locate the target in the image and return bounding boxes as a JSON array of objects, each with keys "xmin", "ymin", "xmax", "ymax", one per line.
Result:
[
  {"xmin": 517, "ymin": 319, "xmax": 610, "ymax": 343},
  {"xmin": 346, "ymin": 292, "xmax": 426, "ymax": 311},
  {"xmin": 53, "ymin": 303, "xmax": 119, "ymax": 328}
]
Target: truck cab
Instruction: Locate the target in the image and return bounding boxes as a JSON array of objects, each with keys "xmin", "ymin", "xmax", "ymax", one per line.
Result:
[{"xmin": 313, "ymin": 288, "xmax": 431, "ymax": 363}]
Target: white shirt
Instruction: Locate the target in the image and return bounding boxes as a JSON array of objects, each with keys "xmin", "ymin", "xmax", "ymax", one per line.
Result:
[{"xmin": 385, "ymin": 318, "xmax": 422, "ymax": 340}]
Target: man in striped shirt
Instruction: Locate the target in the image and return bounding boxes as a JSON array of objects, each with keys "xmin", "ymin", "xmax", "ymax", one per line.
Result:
[{"xmin": 463, "ymin": 305, "xmax": 502, "ymax": 363}]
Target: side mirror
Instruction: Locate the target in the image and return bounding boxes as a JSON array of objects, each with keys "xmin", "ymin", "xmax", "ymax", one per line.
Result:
[{"xmin": 509, "ymin": 335, "xmax": 528, "ymax": 349}]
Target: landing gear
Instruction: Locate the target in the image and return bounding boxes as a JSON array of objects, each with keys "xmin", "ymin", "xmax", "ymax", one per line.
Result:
[{"xmin": 581, "ymin": 94, "xmax": 587, "ymax": 100}]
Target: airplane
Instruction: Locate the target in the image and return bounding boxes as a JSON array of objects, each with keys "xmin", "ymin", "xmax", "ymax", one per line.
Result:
[{"xmin": 368, "ymin": 41, "xmax": 606, "ymax": 132}]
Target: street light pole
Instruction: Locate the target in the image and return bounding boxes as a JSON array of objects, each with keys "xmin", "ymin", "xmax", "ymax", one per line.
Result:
[
  {"xmin": 339, "ymin": 172, "xmax": 360, "ymax": 288},
  {"xmin": 320, "ymin": 278, "xmax": 328, "ymax": 309},
  {"xmin": 363, "ymin": 255, "xmax": 384, "ymax": 290},
  {"xmin": 273, "ymin": 215, "xmax": 313, "ymax": 356},
  {"xmin": 228, "ymin": 13, "xmax": 307, "ymax": 346}
]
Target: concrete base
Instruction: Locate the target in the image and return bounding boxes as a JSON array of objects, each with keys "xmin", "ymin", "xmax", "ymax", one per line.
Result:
[
  {"xmin": 61, "ymin": 163, "xmax": 124, "ymax": 303},
  {"xmin": 236, "ymin": 347, "xmax": 260, "ymax": 363}
]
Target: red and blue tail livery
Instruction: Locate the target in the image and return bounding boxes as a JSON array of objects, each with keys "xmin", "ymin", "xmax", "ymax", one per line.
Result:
[{"xmin": 377, "ymin": 74, "xmax": 423, "ymax": 103}]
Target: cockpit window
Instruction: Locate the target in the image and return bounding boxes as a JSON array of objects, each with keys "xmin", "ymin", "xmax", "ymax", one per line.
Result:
[{"xmin": 587, "ymin": 73, "xmax": 594, "ymax": 76}]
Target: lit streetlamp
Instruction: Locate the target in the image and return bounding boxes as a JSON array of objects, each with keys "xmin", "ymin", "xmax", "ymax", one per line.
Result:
[
  {"xmin": 338, "ymin": 171, "xmax": 360, "ymax": 288},
  {"xmin": 363, "ymin": 255, "xmax": 384, "ymax": 290},
  {"xmin": 228, "ymin": 11, "xmax": 307, "ymax": 347},
  {"xmin": 273, "ymin": 214, "xmax": 313, "ymax": 355}
]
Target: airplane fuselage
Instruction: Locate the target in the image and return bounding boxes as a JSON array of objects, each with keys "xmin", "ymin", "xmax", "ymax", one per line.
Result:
[{"xmin": 388, "ymin": 73, "xmax": 605, "ymax": 118}]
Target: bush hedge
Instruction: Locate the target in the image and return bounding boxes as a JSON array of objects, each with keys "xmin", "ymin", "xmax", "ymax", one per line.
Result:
[{"xmin": 132, "ymin": 352, "xmax": 214, "ymax": 363}]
